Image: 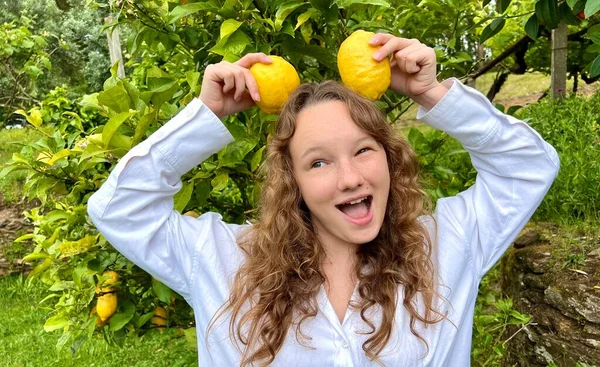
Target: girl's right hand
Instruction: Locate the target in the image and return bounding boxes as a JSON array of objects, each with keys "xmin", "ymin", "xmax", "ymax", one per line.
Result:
[{"xmin": 199, "ymin": 53, "xmax": 272, "ymax": 119}]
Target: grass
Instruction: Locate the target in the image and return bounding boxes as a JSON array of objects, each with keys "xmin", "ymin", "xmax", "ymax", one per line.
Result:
[
  {"xmin": 0, "ymin": 127, "xmax": 46, "ymax": 203},
  {"xmin": 0, "ymin": 274, "xmax": 197, "ymax": 367}
]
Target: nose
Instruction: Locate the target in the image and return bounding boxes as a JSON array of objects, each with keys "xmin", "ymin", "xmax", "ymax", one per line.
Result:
[{"xmin": 336, "ymin": 159, "xmax": 365, "ymax": 191}]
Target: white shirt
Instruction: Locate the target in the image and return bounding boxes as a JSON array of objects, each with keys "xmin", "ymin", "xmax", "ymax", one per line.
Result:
[{"xmin": 87, "ymin": 79, "xmax": 559, "ymax": 366}]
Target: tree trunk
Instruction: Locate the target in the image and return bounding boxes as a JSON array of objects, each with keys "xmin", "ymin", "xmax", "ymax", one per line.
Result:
[
  {"xmin": 486, "ymin": 72, "xmax": 509, "ymax": 101},
  {"xmin": 105, "ymin": 17, "xmax": 126, "ymax": 79},
  {"xmin": 551, "ymin": 22, "xmax": 567, "ymax": 100}
]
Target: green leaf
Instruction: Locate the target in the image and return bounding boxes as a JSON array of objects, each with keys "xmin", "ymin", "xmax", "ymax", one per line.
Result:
[
  {"xmin": 588, "ymin": 54, "xmax": 600, "ymax": 78},
  {"xmin": 220, "ymin": 19, "xmax": 243, "ymax": 40},
  {"xmin": 283, "ymin": 41, "xmax": 336, "ymax": 70},
  {"xmin": 218, "ymin": 137, "xmax": 259, "ymax": 166},
  {"xmin": 44, "ymin": 315, "xmax": 70, "ymax": 332},
  {"xmin": 587, "ymin": 24, "xmax": 600, "ymax": 36},
  {"xmin": 480, "ymin": 17, "xmax": 506, "ymax": 44},
  {"xmin": 275, "ymin": 1, "xmax": 308, "ymax": 30},
  {"xmin": 137, "ymin": 312, "xmax": 154, "ymax": 328},
  {"xmin": 585, "ymin": 0, "xmax": 600, "ymax": 17},
  {"xmin": 22, "ymin": 252, "xmax": 50, "ymax": 262},
  {"xmin": 49, "ymin": 281, "xmax": 75, "ymax": 292},
  {"xmin": 98, "ymin": 84, "xmax": 131, "ymax": 113},
  {"xmin": 558, "ymin": 2, "xmax": 582, "ymax": 25},
  {"xmin": 186, "ymin": 71, "xmax": 201, "ymax": 94},
  {"xmin": 109, "ymin": 60, "xmax": 122, "ymax": 79},
  {"xmin": 152, "ymin": 278, "xmax": 174, "ymax": 304},
  {"xmin": 210, "ymin": 30, "xmax": 252, "ymax": 59},
  {"xmin": 536, "ymin": 0, "xmax": 559, "ymax": 29},
  {"xmin": 28, "ymin": 258, "xmax": 52, "ymax": 278},
  {"xmin": 168, "ymin": 2, "xmax": 216, "ymax": 24},
  {"xmin": 174, "ymin": 181, "xmax": 194, "ymax": 212},
  {"xmin": 102, "ymin": 112, "xmax": 135, "ymax": 149},
  {"xmin": 132, "ymin": 111, "xmax": 156, "ymax": 147},
  {"xmin": 525, "ymin": 14, "xmax": 539, "ymax": 40},
  {"xmin": 251, "ymin": 146, "xmax": 266, "ymax": 172},
  {"xmin": 110, "ymin": 301, "xmax": 135, "ymax": 331},
  {"xmin": 296, "ymin": 8, "xmax": 319, "ymax": 30},
  {"xmin": 147, "ymin": 77, "xmax": 177, "ymax": 93},
  {"xmin": 79, "ymin": 93, "xmax": 100, "ymax": 109},
  {"xmin": 336, "ymin": 0, "xmax": 390, "ymax": 8},
  {"xmin": 26, "ymin": 109, "xmax": 42, "ymax": 128},
  {"xmin": 194, "ymin": 179, "xmax": 212, "ymax": 207},
  {"xmin": 497, "ymin": 0, "xmax": 511, "ymax": 13},
  {"xmin": 211, "ymin": 173, "xmax": 229, "ymax": 191},
  {"xmin": 47, "ymin": 149, "xmax": 71, "ymax": 166},
  {"xmin": 310, "ymin": 0, "xmax": 332, "ymax": 13}
]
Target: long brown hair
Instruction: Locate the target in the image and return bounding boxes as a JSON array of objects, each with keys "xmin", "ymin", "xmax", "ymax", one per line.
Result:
[{"xmin": 210, "ymin": 81, "xmax": 444, "ymax": 365}]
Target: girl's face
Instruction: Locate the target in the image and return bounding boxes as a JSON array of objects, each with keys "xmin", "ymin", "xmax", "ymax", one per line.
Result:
[{"xmin": 289, "ymin": 100, "xmax": 391, "ymax": 249}]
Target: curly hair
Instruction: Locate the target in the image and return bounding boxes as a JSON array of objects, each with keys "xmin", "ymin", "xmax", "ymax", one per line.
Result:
[{"xmin": 210, "ymin": 81, "xmax": 445, "ymax": 366}]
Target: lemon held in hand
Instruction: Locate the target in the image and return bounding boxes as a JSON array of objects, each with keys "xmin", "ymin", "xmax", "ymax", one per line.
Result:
[
  {"xmin": 338, "ymin": 30, "xmax": 391, "ymax": 100},
  {"xmin": 250, "ymin": 56, "xmax": 300, "ymax": 114}
]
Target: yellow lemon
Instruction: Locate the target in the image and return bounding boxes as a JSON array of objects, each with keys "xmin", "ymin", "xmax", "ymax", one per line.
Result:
[
  {"xmin": 96, "ymin": 293, "xmax": 118, "ymax": 321},
  {"xmin": 250, "ymin": 56, "xmax": 300, "ymax": 114},
  {"xmin": 337, "ymin": 30, "xmax": 391, "ymax": 100},
  {"xmin": 96, "ymin": 270, "xmax": 119, "ymax": 294},
  {"xmin": 90, "ymin": 306, "xmax": 107, "ymax": 328},
  {"xmin": 152, "ymin": 306, "xmax": 168, "ymax": 328},
  {"xmin": 183, "ymin": 211, "xmax": 200, "ymax": 218}
]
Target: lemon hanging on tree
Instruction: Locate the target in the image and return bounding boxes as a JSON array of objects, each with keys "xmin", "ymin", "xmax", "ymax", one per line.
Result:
[
  {"xmin": 250, "ymin": 56, "xmax": 300, "ymax": 114},
  {"xmin": 337, "ymin": 30, "xmax": 391, "ymax": 100}
]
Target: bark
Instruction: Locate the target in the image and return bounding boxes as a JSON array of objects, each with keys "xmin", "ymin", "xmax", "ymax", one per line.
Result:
[{"xmin": 486, "ymin": 72, "xmax": 509, "ymax": 101}]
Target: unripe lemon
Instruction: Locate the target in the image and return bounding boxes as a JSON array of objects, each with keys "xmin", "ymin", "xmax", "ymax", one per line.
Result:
[
  {"xmin": 250, "ymin": 56, "xmax": 300, "ymax": 114},
  {"xmin": 96, "ymin": 293, "xmax": 118, "ymax": 321},
  {"xmin": 337, "ymin": 30, "xmax": 391, "ymax": 100}
]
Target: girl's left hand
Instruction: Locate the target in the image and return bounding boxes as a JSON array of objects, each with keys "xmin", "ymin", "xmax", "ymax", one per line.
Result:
[{"xmin": 369, "ymin": 34, "xmax": 448, "ymax": 109}]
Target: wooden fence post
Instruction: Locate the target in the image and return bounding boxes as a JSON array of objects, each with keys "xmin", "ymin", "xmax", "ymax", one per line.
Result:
[
  {"xmin": 551, "ymin": 22, "xmax": 567, "ymax": 99},
  {"xmin": 104, "ymin": 16, "xmax": 126, "ymax": 79}
]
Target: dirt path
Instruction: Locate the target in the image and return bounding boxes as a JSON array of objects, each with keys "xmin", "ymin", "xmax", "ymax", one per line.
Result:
[{"xmin": 0, "ymin": 193, "xmax": 35, "ymax": 276}]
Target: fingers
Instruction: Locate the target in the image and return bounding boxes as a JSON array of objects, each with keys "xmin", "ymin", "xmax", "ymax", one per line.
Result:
[
  {"xmin": 206, "ymin": 62, "xmax": 261, "ymax": 101},
  {"xmin": 370, "ymin": 34, "xmax": 419, "ymax": 61},
  {"xmin": 370, "ymin": 34, "xmax": 436, "ymax": 75},
  {"xmin": 235, "ymin": 52, "xmax": 272, "ymax": 68}
]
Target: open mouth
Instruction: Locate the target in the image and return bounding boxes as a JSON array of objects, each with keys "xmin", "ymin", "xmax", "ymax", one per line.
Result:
[{"xmin": 336, "ymin": 195, "xmax": 373, "ymax": 220}]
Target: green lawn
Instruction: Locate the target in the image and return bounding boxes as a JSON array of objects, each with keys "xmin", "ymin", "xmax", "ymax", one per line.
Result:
[{"xmin": 0, "ymin": 275, "xmax": 197, "ymax": 367}]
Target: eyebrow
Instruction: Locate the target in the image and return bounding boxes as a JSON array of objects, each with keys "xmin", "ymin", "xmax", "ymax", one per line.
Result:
[{"xmin": 300, "ymin": 136, "xmax": 377, "ymax": 159}]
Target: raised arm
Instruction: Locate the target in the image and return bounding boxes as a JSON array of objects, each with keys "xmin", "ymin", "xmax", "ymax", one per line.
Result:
[
  {"xmin": 87, "ymin": 54, "xmax": 271, "ymax": 303},
  {"xmin": 370, "ymin": 34, "xmax": 559, "ymax": 276},
  {"xmin": 418, "ymin": 80, "xmax": 559, "ymax": 276}
]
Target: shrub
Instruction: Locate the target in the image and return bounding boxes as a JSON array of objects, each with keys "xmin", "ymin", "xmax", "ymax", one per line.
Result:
[{"xmin": 517, "ymin": 94, "xmax": 600, "ymax": 222}]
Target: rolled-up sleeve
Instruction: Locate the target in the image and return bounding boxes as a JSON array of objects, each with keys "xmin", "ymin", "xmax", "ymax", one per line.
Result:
[
  {"xmin": 418, "ymin": 79, "xmax": 560, "ymax": 277},
  {"xmin": 87, "ymin": 98, "xmax": 234, "ymax": 303}
]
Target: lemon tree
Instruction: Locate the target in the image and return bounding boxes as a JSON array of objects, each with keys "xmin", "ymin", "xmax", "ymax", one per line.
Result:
[{"xmin": 4, "ymin": 0, "xmax": 599, "ymax": 360}]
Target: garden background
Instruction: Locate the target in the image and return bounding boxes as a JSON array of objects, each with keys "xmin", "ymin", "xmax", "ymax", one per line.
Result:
[{"xmin": 0, "ymin": 0, "xmax": 599, "ymax": 366}]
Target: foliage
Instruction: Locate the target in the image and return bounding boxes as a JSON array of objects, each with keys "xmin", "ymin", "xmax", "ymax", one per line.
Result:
[
  {"xmin": 405, "ymin": 127, "xmax": 476, "ymax": 202},
  {"xmin": 0, "ymin": 0, "xmax": 111, "ymax": 97},
  {"xmin": 471, "ymin": 266, "xmax": 532, "ymax": 367},
  {"xmin": 0, "ymin": 274, "xmax": 197, "ymax": 366},
  {"xmin": 2, "ymin": 0, "xmax": 595, "ymax": 361},
  {"xmin": 480, "ymin": 0, "xmax": 600, "ymax": 78},
  {"xmin": 517, "ymin": 92, "xmax": 600, "ymax": 222},
  {"xmin": 0, "ymin": 16, "xmax": 54, "ymax": 124}
]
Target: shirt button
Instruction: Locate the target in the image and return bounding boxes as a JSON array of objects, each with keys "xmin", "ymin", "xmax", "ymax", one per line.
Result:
[{"xmin": 342, "ymin": 341, "xmax": 348, "ymax": 349}]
